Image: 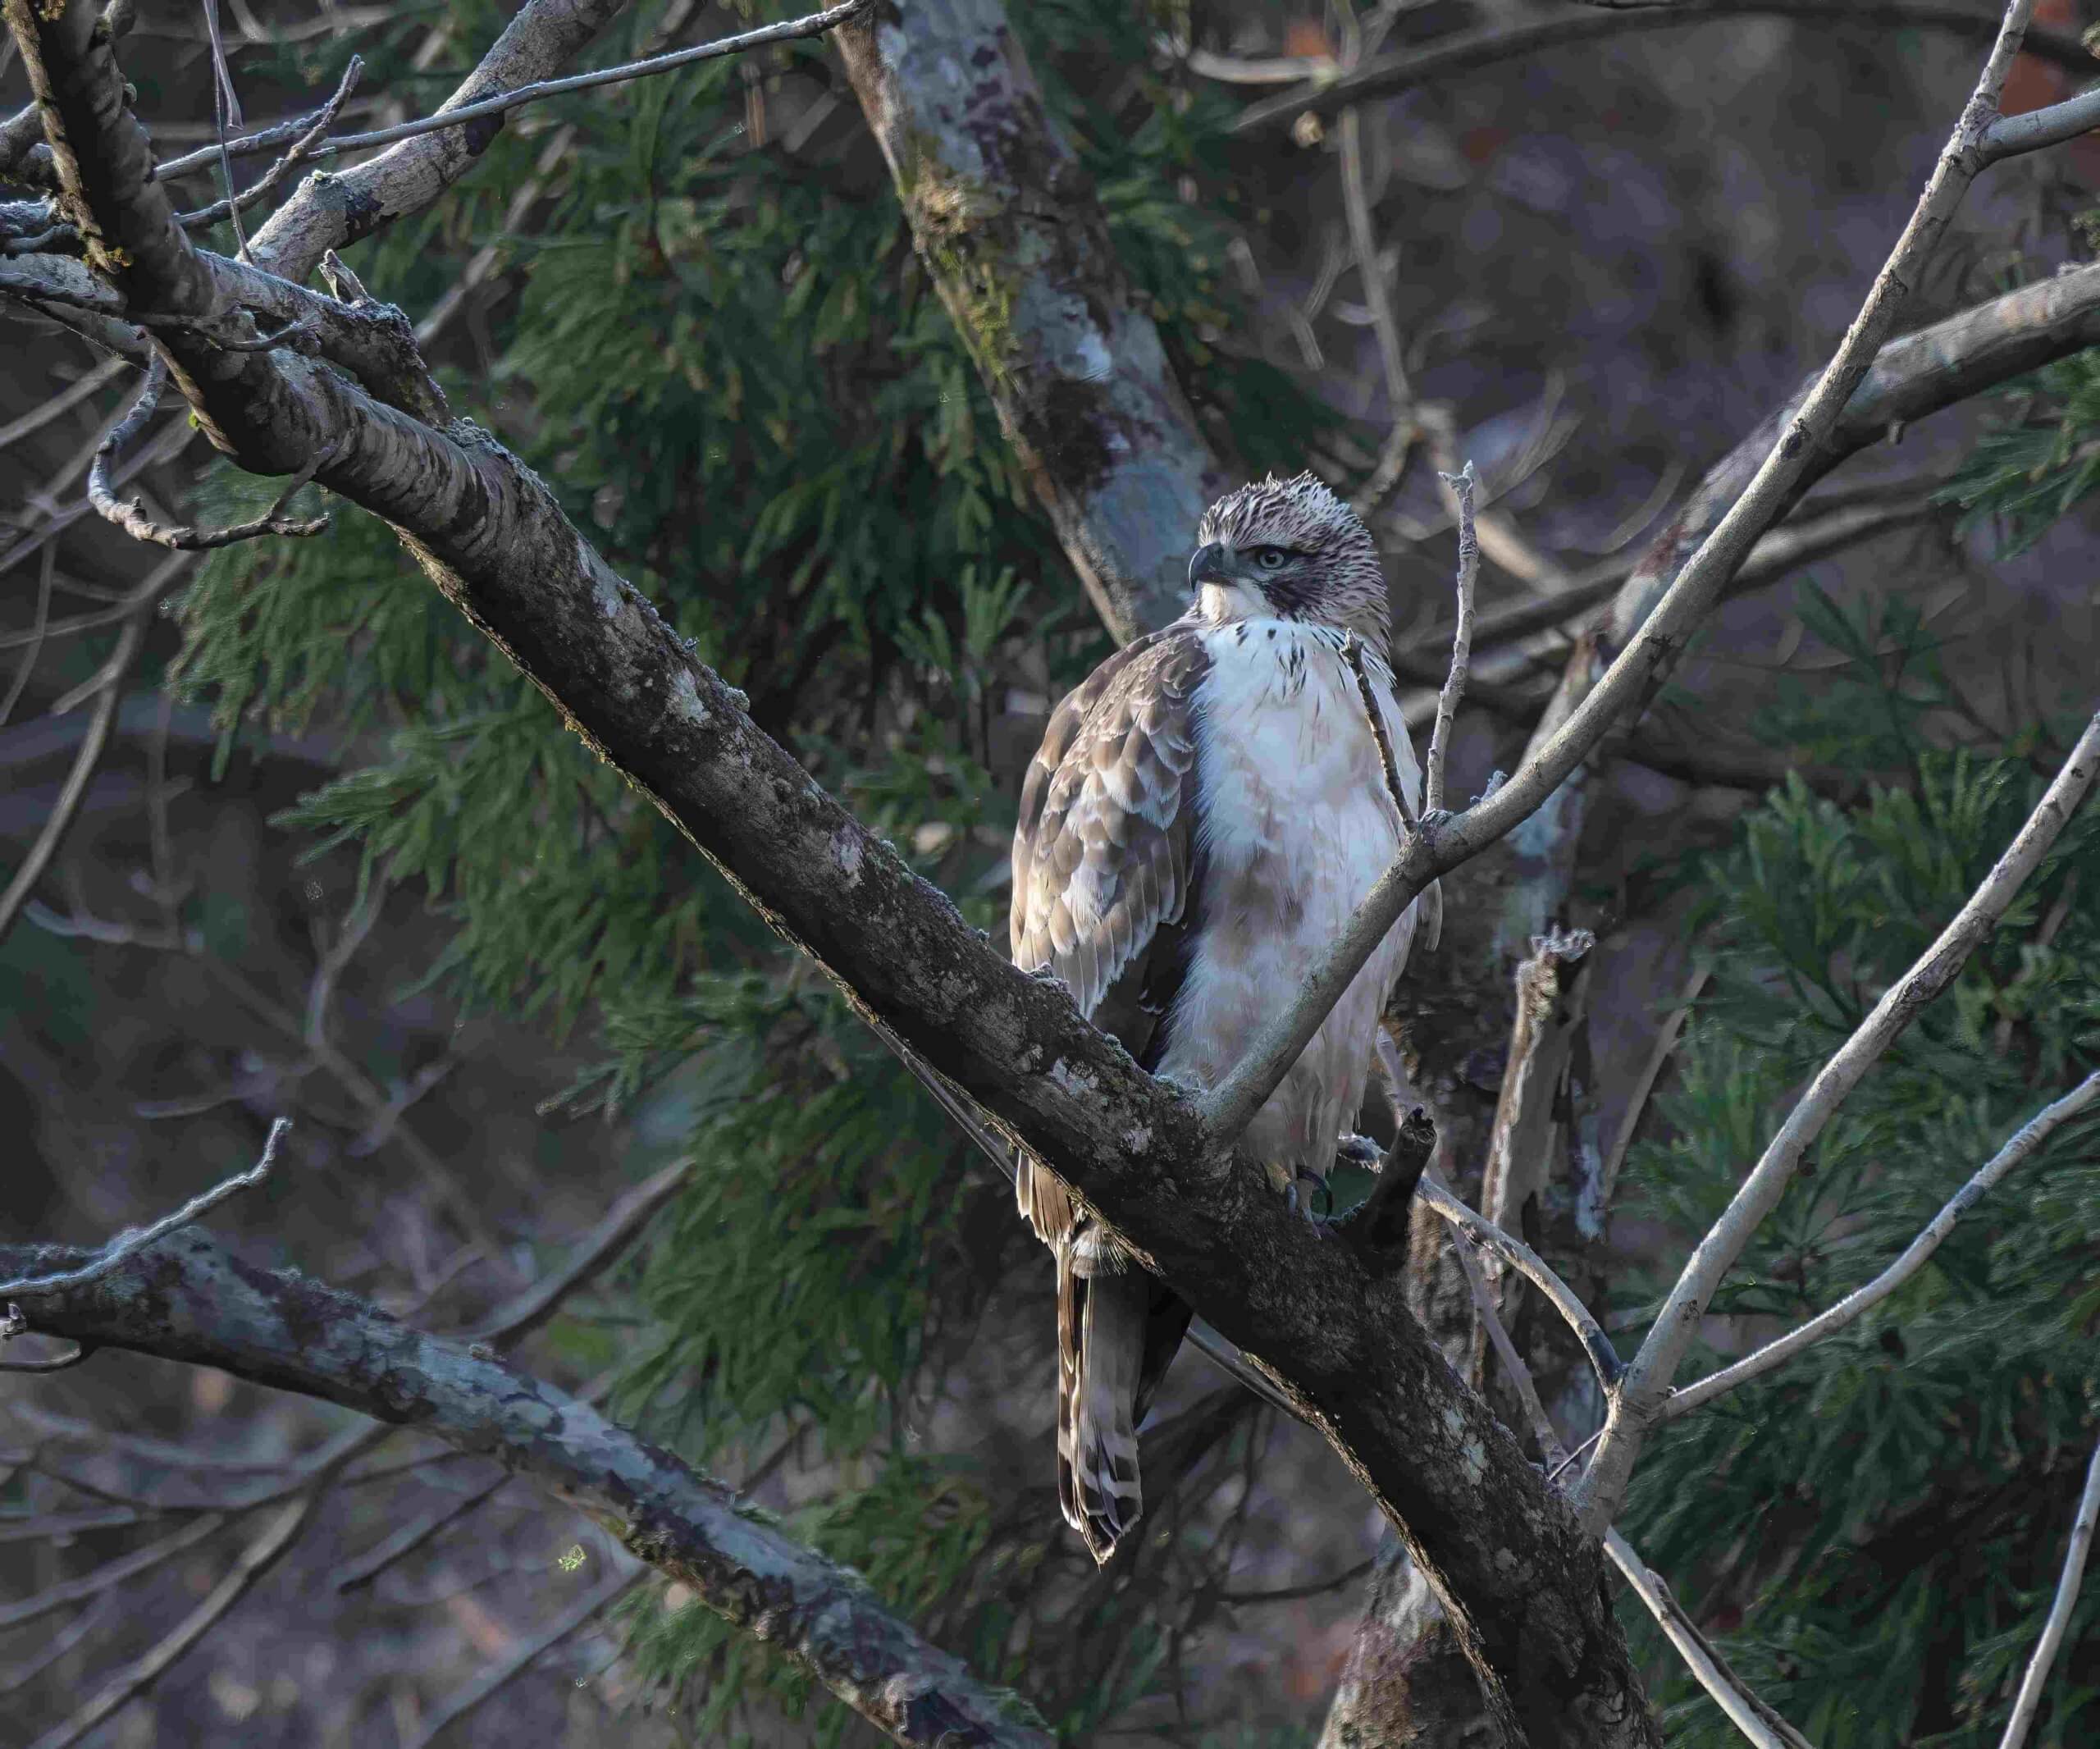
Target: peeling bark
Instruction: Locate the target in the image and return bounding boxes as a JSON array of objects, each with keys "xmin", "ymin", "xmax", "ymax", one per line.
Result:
[
  {"xmin": 0, "ymin": 1232, "xmax": 1052, "ymax": 1749},
  {"xmin": 836, "ymin": 0, "xmax": 1224, "ymax": 642}
]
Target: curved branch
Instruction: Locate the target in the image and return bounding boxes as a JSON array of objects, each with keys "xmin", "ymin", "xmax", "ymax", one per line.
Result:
[{"xmin": 0, "ymin": 1228, "xmax": 1050, "ymax": 1748}]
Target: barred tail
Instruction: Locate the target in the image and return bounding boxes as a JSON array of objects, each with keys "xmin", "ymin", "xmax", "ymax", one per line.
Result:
[{"xmin": 1057, "ymin": 1253, "xmax": 1149, "ymax": 1565}]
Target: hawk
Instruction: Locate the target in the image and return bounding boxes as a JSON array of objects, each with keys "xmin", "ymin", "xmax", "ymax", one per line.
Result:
[{"xmin": 1010, "ymin": 473, "xmax": 1425, "ymax": 1564}]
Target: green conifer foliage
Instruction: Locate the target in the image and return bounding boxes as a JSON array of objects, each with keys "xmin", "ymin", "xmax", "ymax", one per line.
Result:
[
  {"xmin": 1617, "ymin": 587, "xmax": 2098, "ymax": 1747},
  {"xmin": 171, "ymin": 2, "xmax": 1328, "ymax": 1736}
]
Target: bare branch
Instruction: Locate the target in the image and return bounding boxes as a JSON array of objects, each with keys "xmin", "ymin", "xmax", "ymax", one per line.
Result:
[
  {"xmin": 1980, "ymin": 82, "xmax": 2100, "ymax": 163},
  {"xmin": 88, "ymin": 357, "xmax": 334, "ymax": 548},
  {"xmin": 1447, "ymin": 1179, "xmax": 1572, "ymax": 1472},
  {"xmin": 1423, "ymin": 460, "xmax": 1477, "ymax": 817},
  {"xmin": 0, "ymin": 354, "xmax": 126, "ymax": 455},
  {"xmin": 240, "ymin": 0, "xmax": 637, "ymax": 282},
  {"xmin": 1999, "ymin": 1433, "xmax": 2100, "ymax": 1749},
  {"xmin": 173, "ymin": 53, "xmax": 363, "ymax": 232},
  {"xmin": 1231, "ymin": 2, "xmax": 2096, "ymax": 137},
  {"xmin": 404, "ymin": 1560, "xmax": 641, "ymax": 1748},
  {"xmin": 160, "ymin": 2, "xmax": 863, "ymax": 186},
  {"xmin": 0, "ymin": 1511, "xmax": 226, "ymax": 1631},
  {"xmin": 1415, "ymin": 1175, "xmax": 1624, "ymax": 1392},
  {"xmin": 1582, "ymin": 706, "xmax": 2100, "ymax": 1529},
  {"xmin": 0, "ymin": 607, "xmax": 147, "ymax": 947},
  {"xmin": 1191, "ymin": 0, "xmax": 2051, "ymax": 1176},
  {"xmin": 1665, "ymin": 1072, "xmax": 2100, "ymax": 1419},
  {"xmin": 1600, "ymin": 966, "xmax": 1709, "ymax": 1213},
  {"xmin": 0, "ymin": 1229, "xmax": 1053, "ymax": 1748},
  {"xmin": 30, "ymin": 1493, "xmax": 319, "ymax": 1749},
  {"xmin": 0, "ymin": 1117, "xmax": 288, "ymax": 1301},
  {"xmin": 1603, "ymin": 1528, "xmax": 1816, "ymax": 1749}
]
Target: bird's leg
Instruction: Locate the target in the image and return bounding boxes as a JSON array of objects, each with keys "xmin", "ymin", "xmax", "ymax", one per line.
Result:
[{"xmin": 1285, "ymin": 1167, "xmax": 1334, "ymax": 1235}]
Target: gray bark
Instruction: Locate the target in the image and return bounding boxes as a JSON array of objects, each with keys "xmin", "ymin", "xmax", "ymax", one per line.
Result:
[{"xmin": 0, "ymin": 1230, "xmax": 1052, "ymax": 1749}]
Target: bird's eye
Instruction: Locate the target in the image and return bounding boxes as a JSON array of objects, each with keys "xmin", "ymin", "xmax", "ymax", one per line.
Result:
[{"xmin": 1253, "ymin": 546, "xmax": 1290, "ymax": 570}]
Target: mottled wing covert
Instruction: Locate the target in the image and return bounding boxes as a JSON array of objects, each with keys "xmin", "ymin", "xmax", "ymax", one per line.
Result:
[{"xmin": 1010, "ymin": 623, "xmax": 1208, "ymax": 1067}]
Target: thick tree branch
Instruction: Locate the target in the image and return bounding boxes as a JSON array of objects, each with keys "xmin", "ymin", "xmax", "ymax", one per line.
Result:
[
  {"xmin": 836, "ymin": 0, "xmax": 1224, "ymax": 642},
  {"xmin": 0, "ymin": 1229, "xmax": 1052, "ymax": 1749}
]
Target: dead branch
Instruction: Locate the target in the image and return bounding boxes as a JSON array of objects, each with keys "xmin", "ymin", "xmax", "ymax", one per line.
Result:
[
  {"xmin": 1423, "ymin": 460, "xmax": 1477, "ymax": 817},
  {"xmin": 0, "ymin": 608, "xmax": 147, "ymax": 946},
  {"xmin": 1602, "ymin": 1529, "xmax": 1817, "ymax": 1749},
  {"xmin": 173, "ymin": 54, "xmax": 363, "ymax": 231},
  {"xmin": 0, "ymin": 1117, "xmax": 287, "ymax": 1302},
  {"xmin": 1580, "ymin": 706, "xmax": 2100, "ymax": 1531},
  {"xmin": 87, "ymin": 358, "xmax": 333, "ymax": 547},
  {"xmin": 29, "ymin": 1494, "xmax": 318, "ymax": 1749},
  {"xmin": 1231, "ymin": 2, "xmax": 2096, "ymax": 136},
  {"xmin": 1999, "ymin": 1433, "xmax": 2100, "ymax": 1749},
  {"xmin": 0, "ymin": 1227, "xmax": 1052, "ymax": 1748},
  {"xmin": 1664, "ymin": 1071, "xmax": 2100, "ymax": 1420},
  {"xmin": 161, "ymin": 2, "xmax": 862, "ymax": 193}
]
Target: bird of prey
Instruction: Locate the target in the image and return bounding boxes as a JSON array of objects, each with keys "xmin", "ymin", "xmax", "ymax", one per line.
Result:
[{"xmin": 1010, "ymin": 472, "xmax": 1425, "ymax": 1564}]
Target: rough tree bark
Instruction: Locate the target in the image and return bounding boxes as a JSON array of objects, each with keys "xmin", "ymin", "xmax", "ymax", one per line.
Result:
[
  {"xmin": 0, "ymin": 1231, "xmax": 1052, "ymax": 1749},
  {"xmin": 837, "ymin": 0, "xmax": 1223, "ymax": 642}
]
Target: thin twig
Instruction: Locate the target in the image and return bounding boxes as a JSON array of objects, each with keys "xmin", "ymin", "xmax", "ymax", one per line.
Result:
[
  {"xmin": 0, "ymin": 1118, "xmax": 289, "ymax": 1300},
  {"xmin": 0, "ymin": 544, "xmax": 56, "ymax": 727},
  {"xmin": 1442, "ymin": 1173, "xmax": 1572, "ymax": 1473},
  {"xmin": 1582, "ymin": 701, "xmax": 2100, "ymax": 1529},
  {"xmin": 1423, "ymin": 459, "xmax": 1477, "ymax": 817},
  {"xmin": 90, "ymin": 365, "xmax": 332, "ymax": 549},
  {"xmin": 1600, "ymin": 966, "xmax": 1710, "ymax": 1212},
  {"xmin": 1604, "ymin": 1528, "xmax": 1815, "ymax": 1749},
  {"xmin": 1340, "ymin": 632, "xmax": 1414, "ymax": 824},
  {"xmin": 1998, "ymin": 1432, "xmax": 2100, "ymax": 1749},
  {"xmin": 1414, "ymin": 1174, "xmax": 1624, "ymax": 1391},
  {"xmin": 1666, "ymin": 1072, "xmax": 2100, "ymax": 1419},
  {"xmin": 153, "ymin": 0, "xmax": 870, "ymax": 182},
  {"xmin": 0, "ymin": 609, "xmax": 147, "ymax": 948},
  {"xmin": 28, "ymin": 1492, "xmax": 317, "ymax": 1749},
  {"xmin": 0, "ymin": 354, "xmax": 126, "ymax": 456},
  {"xmin": 0, "ymin": 1512, "xmax": 226, "ymax": 1630},
  {"xmin": 404, "ymin": 1560, "xmax": 641, "ymax": 1749},
  {"xmin": 174, "ymin": 55, "xmax": 363, "ymax": 231}
]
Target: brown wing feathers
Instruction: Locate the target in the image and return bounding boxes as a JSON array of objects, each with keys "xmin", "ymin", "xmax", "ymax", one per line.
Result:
[{"xmin": 1011, "ymin": 626, "xmax": 1208, "ymax": 1564}]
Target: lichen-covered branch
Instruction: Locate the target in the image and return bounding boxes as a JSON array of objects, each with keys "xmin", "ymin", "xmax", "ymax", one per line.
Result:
[
  {"xmin": 0, "ymin": 1230, "xmax": 1052, "ymax": 1749},
  {"xmin": 835, "ymin": 0, "xmax": 1223, "ymax": 642}
]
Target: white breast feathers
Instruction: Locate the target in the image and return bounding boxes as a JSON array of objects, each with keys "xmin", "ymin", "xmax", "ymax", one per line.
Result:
[{"xmin": 1156, "ymin": 619, "xmax": 1421, "ymax": 1183}]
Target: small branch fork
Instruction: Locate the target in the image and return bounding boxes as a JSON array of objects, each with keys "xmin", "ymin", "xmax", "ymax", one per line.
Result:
[{"xmin": 86, "ymin": 356, "xmax": 333, "ymax": 549}]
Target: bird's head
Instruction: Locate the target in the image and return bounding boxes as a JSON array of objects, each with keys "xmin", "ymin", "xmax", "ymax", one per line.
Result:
[{"xmin": 1187, "ymin": 472, "xmax": 1389, "ymax": 643}]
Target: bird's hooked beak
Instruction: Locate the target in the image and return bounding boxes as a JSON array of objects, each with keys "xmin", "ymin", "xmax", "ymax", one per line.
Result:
[{"xmin": 1188, "ymin": 542, "xmax": 1231, "ymax": 589}]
